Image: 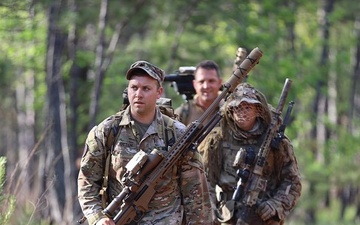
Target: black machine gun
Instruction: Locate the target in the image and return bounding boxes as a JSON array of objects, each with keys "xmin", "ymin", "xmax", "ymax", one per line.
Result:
[
  {"xmin": 164, "ymin": 66, "xmax": 196, "ymax": 101},
  {"xmin": 101, "ymin": 47, "xmax": 263, "ymax": 225},
  {"xmin": 232, "ymin": 78, "xmax": 293, "ymax": 207}
]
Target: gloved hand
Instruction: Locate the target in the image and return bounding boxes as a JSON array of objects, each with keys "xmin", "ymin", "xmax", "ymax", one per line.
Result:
[{"xmin": 256, "ymin": 200, "xmax": 277, "ymax": 221}]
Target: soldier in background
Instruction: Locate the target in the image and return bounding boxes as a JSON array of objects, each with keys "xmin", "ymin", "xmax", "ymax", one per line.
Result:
[
  {"xmin": 78, "ymin": 61, "xmax": 212, "ymax": 225},
  {"xmin": 175, "ymin": 60, "xmax": 222, "ymax": 126},
  {"xmin": 198, "ymin": 83, "xmax": 302, "ymax": 225}
]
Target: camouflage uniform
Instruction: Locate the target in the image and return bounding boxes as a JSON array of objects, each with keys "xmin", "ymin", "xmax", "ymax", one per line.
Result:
[
  {"xmin": 175, "ymin": 95, "xmax": 221, "ymax": 126},
  {"xmin": 198, "ymin": 83, "xmax": 302, "ymax": 225},
  {"xmin": 78, "ymin": 106, "xmax": 212, "ymax": 225}
]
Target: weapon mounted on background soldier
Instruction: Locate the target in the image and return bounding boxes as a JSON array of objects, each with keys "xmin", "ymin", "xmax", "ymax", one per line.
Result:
[{"xmin": 163, "ymin": 66, "xmax": 196, "ymax": 101}]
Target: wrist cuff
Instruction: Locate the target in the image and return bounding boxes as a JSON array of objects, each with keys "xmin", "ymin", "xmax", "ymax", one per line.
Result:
[{"xmin": 87, "ymin": 211, "xmax": 107, "ymax": 225}]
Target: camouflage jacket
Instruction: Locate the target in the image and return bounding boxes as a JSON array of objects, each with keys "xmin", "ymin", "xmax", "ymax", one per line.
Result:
[
  {"xmin": 198, "ymin": 84, "xmax": 302, "ymax": 225},
  {"xmin": 175, "ymin": 95, "xmax": 220, "ymax": 126},
  {"xmin": 78, "ymin": 107, "xmax": 212, "ymax": 225}
]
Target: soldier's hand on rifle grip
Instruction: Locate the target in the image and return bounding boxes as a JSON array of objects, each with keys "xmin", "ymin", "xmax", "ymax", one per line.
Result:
[
  {"xmin": 256, "ymin": 200, "xmax": 277, "ymax": 221},
  {"xmin": 95, "ymin": 217, "xmax": 115, "ymax": 225}
]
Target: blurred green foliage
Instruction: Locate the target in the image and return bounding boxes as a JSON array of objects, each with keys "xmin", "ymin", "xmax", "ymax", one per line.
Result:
[{"xmin": 0, "ymin": 0, "xmax": 360, "ymax": 224}]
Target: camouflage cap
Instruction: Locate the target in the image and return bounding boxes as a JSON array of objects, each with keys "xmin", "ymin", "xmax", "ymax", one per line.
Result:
[
  {"xmin": 126, "ymin": 60, "xmax": 165, "ymax": 84},
  {"xmin": 228, "ymin": 85, "xmax": 261, "ymax": 107}
]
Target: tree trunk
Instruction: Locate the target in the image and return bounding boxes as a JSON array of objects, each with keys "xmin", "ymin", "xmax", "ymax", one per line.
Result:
[
  {"xmin": 67, "ymin": 0, "xmax": 90, "ymax": 218},
  {"xmin": 306, "ymin": 0, "xmax": 334, "ymax": 222},
  {"xmin": 349, "ymin": 16, "xmax": 360, "ymax": 133},
  {"xmin": 88, "ymin": 0, "xmax": 147, "ymax": 129},
  {"xmin": 166, "ymin": 0, "xmax": 202, "ymax": 72},
  {"xmin": 284, "ymin": 0, "xmax": 297, "ymax": 58},
  {"xmin": 349, "ymin": 15, "xmax": 360, "ymax": 222},
  {"xmin": 14, "ymin": 67, "xmax": 36, "ymax": 202},
  {"xmin": 88, "ymin": 0, "xmax": 108, "ymax": 129},
  {"xmin": 40, "ymin": 1, "xmax": 73, "ymax": 224}
]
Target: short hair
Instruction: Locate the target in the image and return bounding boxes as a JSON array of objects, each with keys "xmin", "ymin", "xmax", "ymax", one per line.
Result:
[{"xmin": 195, "ymin": 60, "xmax": 221, "ymax": 78}]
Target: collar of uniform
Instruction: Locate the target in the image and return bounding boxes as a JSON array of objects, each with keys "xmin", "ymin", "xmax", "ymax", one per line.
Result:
[
  {"xmin": 193, "ymin": 95, "xmax": 207, "ymax": 111},
  {"xmin": 119, "ymin": 107, "xmax": 165, "ymax": 137},
  {"xmin": 119, "ymin": 106, "xmax": 133, "ymax": 126},
  {"xmin": 193, "ymin": 94, "xmax": 221, "ymax": 111}
]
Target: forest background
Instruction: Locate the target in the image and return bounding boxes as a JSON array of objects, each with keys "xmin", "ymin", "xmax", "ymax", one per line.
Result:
[{"xmin": 0, "ymin": 0, "xmax": 359, "ymax": 224}]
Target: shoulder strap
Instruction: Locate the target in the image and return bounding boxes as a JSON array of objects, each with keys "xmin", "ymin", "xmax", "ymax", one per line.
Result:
[
  {"xmin": 105, "ymin": 112, "xmax": 124, "ymax": 151},
  {"xmin": 100, "ymin": 111, "xmax": 124, "ymax": 207},
  {"xmin": 162, "ymin": 114, "xmax": 177, "ymax": 147},
  {"xmin": 181, "ymin": 101, "xmax": 191, "ymax": 124},
  {"xmin": 184, "ymin": 101, "xmax": 191, "ymax": 114}
]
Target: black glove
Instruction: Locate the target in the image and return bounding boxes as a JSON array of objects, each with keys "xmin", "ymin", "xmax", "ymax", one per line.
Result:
[{"xmin": 256, "ymin": 200, "xmax": 277, "ymax": 221}]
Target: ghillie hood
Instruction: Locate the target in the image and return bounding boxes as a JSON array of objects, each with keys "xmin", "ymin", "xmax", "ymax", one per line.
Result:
[{"xmin": 222, "ymin": 83, "xmax": 272, "ymax": 139}]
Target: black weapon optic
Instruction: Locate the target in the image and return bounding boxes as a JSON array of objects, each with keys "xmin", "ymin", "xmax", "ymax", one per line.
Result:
[{"xmin": 164, "ymin": 66, "xmax": 196, "ymax": 101}]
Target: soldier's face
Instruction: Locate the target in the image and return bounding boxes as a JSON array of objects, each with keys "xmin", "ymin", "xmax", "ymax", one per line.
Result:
[
  {"xmin": 128, "ymin": 74, "xmax": 162, "ymax": 118},
  {"xmin": 193, "ymin": 68, "xmax": 222, "ymax": 107},
  {"xmin": 232, "ymin": 102, "xmax": 258, "ymax": 131}
]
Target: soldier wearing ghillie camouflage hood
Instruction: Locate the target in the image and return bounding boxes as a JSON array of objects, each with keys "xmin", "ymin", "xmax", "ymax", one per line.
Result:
[{"xmin": 198, "ymin": 83, "xmax": 301, "ymax": 225}]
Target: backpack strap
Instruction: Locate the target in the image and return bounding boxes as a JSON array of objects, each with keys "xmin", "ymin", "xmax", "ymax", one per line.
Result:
[
  {"xmin": 162, "ymin": 114, "xmax": 177, "ymax": 147},
  {"xmin": 100, "ymin": 155, "xmax": 111, "ymax": 208},
  {"xmin": 179, "ymin": 101, "xmax": 191, "ymax": 125},
  {"xmin": 100, "ymin": 112, "xmax": 124, "ymax": 208}
]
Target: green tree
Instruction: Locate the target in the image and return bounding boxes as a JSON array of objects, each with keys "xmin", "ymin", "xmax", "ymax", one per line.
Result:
[
  {"xmin": 0, "ymin": 0, "xmax": 360, "ymax": 224},
  {"xmin": 0, "ymin": 157, "xmax": 15, "ymax": 225}
]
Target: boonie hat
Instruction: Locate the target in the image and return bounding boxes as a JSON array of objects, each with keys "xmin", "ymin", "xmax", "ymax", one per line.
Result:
[
  {"xmin": 228, "ymin": 86, "xmax": 261, "ymax": 107},
  {"xmin": 126, "ymin": 60, "xmax": 165, "ymax": 84}
]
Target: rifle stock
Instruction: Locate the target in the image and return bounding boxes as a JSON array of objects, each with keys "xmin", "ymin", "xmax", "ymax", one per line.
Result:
[
  {"xmin": 103, "ymin": 47, "xmax": 263, "ymax": 225},
  {"xmin": 232, "ymin": 78, "xmax": 293, "ymax": 207}
]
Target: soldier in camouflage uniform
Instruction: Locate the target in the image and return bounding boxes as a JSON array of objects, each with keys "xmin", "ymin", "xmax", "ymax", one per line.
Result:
[
  {"xmin": 175, "ymin": 60, "xmax": 222, "ymax": 126},
  {"xmin": 78, "ymin": 61, "xmax": 212, "ymax": 225},
  {"xmin": 198, "ymin": 83, "xmax": 302, "ymax": 225}
]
